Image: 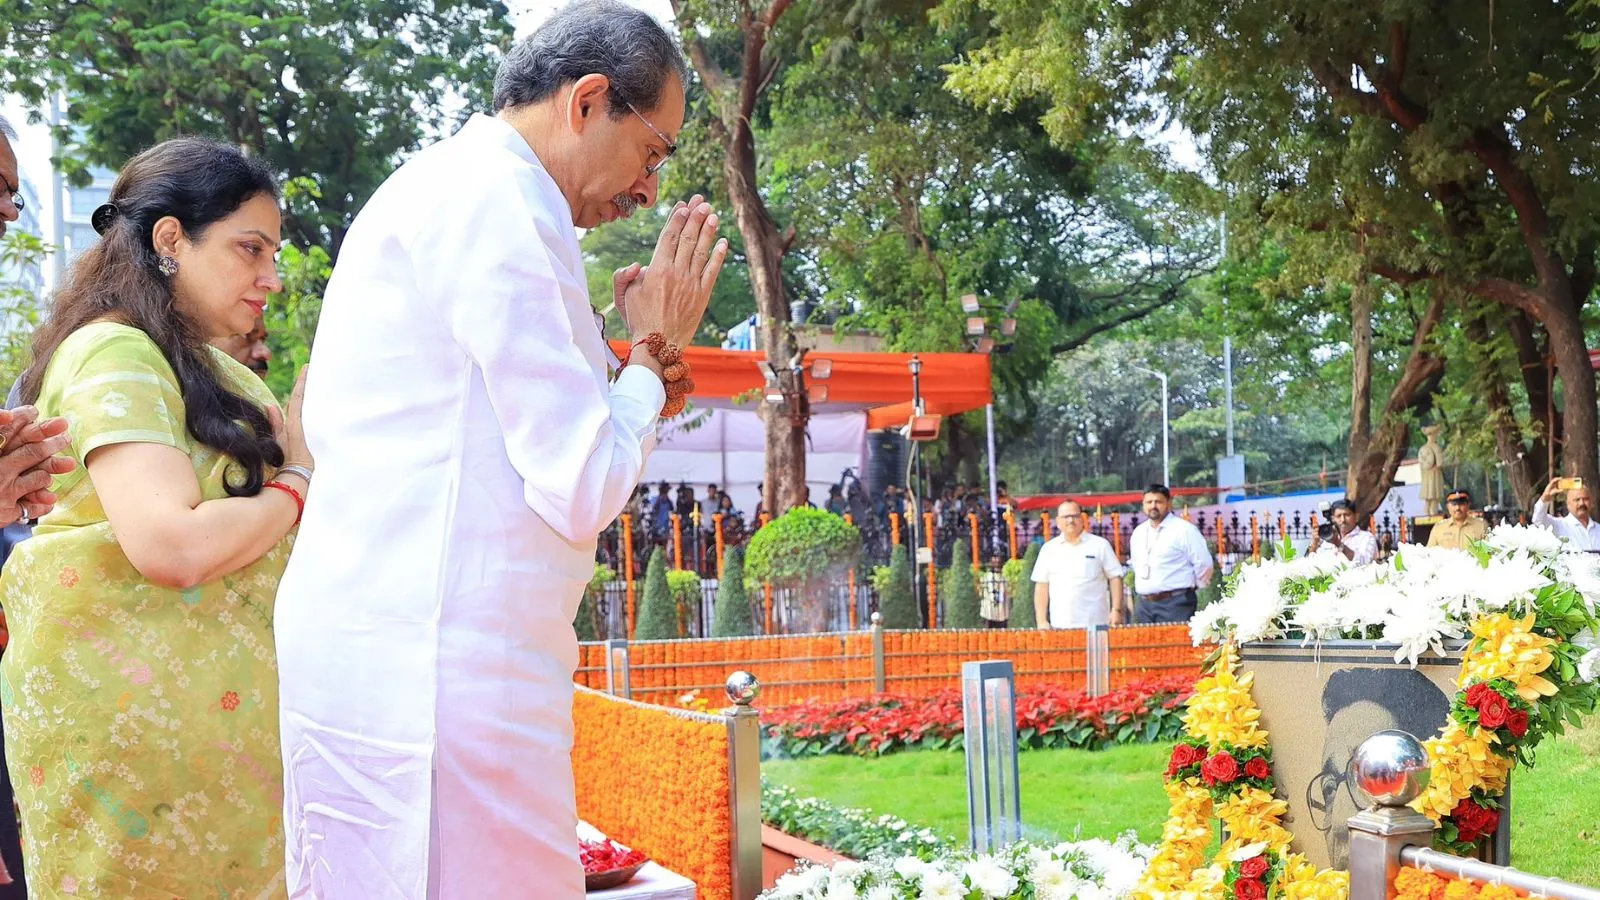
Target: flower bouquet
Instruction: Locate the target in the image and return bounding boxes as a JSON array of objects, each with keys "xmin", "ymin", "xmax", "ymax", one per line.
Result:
[
  {"xmin": 1187, "ymin": 523, "xmax": 1600, "ymax": 856},
  {"xmin": 759, "ymin": 833, "xmax": 1152, "ymax": 900}
]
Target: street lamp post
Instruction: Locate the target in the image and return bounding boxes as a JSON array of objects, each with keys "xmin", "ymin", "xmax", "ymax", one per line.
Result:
[{"xmin": 1133, "ymin": 366, "xmax": 1170, "ymax": 487}]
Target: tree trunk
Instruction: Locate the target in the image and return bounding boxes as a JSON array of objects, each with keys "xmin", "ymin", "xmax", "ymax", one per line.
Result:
[
  {"xmin": 1346, "ymin": 286, "xmax": 1448, "ymax": 518},
  {"xmin": 1469, "ymin": 316, "xmax": 1546, "ymax": 510},
  {"xmin": 1346, "ymin": 274, "xmax": 1375, "ymax": 495},
  {"xmin": 1542, "ymin": 305, "xmax": 1599, "ymax": 486},
  {"xmin": 674, "ymin": 0, "xmax": 805, "ymax": 515}
]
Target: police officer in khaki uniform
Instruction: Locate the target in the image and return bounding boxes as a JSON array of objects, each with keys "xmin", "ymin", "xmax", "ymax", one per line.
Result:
[{"xmin": 1427, "ymin": 488, "xmax": 1487, "ymax": 549}]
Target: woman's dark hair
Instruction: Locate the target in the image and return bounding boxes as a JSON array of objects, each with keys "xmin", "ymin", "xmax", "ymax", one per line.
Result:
[{"xmin": 22, "ymin": 137, "xmax": 282, "ymax": 496}]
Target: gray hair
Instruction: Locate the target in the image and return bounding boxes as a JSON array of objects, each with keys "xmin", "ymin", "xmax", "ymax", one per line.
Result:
[
  {"xmin": 0, "ymin": 114, "xmax": 15, "ymax": 141},
  {"xmin": 494, "ymin": 0, "xmax": 688, "ymax": 117}
]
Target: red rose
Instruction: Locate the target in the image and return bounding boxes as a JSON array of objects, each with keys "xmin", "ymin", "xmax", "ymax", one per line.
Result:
[
  {"xmin": 1244, "ymin": 757, "xmax": 1272, "ymax": 780},
  {"xmin": 1477, "ymin": 691, "xmax": 1510, "ymax": 730},
  {"xmin": 1201, "ymin": 751, "xmax": 1241, "ymax": 785},
  {"xmin": 1239, "ymin": 856, "xmax": 1270, "ymax": 879},
  {"xmin": 1464, "ymin": 683, "xmax": 1494, "ymax": 707},
  {"xmin": 1507, "ymin": 710, "xmax": 1529, "ymax": 739},
  {"xmin": 1450, "ymin": 799, "xmax": 1500, "ymax": 843},
  {"xmin": 1235, "ymin": 877, "xmax": 1267, "ymax": 900}
]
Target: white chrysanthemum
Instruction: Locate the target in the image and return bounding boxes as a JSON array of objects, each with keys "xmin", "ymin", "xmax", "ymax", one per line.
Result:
[
  {"xmin": 1188, "ymin": 602, "xmax": 1228, "ymax": 645},
  {"xmin": 962, "ymin": 856, "xmax": 1019, "ymax": 899},
  {"xmin": 774, "ymin": 864, "xmax": 830, "ymax": 898},
  {"xmin": 1476, "ymin": 551, "xmax": 1552, "ymax": 610},
  {"xmin": 1486, "ymin": 522, "xmax": 1566, "ymax": 557},
  {"xmin": 1332, "ymin": 562, "xmax": 1387, "ymax": 592},
  {"xmin": 1284, "ymin": 550, "xmax": 1348, "ymax": 579},
  {"xmin": 894, "ymin": 857, "xmax": 931, "ymax": 881},
  {"xmin": 1332, "ymin": 581, "xmax": 1410, "ymax": 636},
  {"xmin": 1291, "ymin": 590, "xmax": 1347, "ymax": 641},
  {"xmin": 1556, "ymin": 554, "xmax": 1600, "ymax": 613},
  {"xmin": 1383, "ymin": 599, "xmax": 1466, "ymax": 667},
  {"xmin": 1226, "ymin": 566, "xmax": 1292, "ymax": 643},
  {"xmin": 830, "ymin": 860, "xmax": 865, "ymax": 881},
  {"xmin": 1579, "ymin": 649, "xmax": 1600, "ymax": 684},
  {"xmin": 822, "ymin": 880, "xmax": 859, "ymax": 900},
  {"xmin": 918, "ymin": 870, "xmax": 966, "ymax": 900},
  {"xmin": 865, "ymin": 888, "xmax": 896, "ymax": 900}
]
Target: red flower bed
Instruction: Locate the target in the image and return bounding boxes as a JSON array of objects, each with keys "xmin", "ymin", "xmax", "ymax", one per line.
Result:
[{"xmin": 761, "ymin": 675, "xmax": 1195, "ymax": 757}]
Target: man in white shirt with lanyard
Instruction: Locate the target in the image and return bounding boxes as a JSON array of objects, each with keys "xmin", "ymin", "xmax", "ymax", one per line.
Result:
[
  {"xmin": 1532, "ymin": 477, "xmax": 1600, "ymax": 550},
  {"xmin": 1031, "ymin": 500, "xmax": 1126, "ymax": 627},
  {"xmin": 1128, "ymin": 484, "xmax": 1213, "ymax": 624},
  {"xmin": 1308, "ymin": 497, "xmax": 1378, "ymax": 564}
]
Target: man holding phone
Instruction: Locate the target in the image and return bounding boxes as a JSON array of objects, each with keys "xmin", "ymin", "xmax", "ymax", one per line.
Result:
[
  {"xmin": 1309, "ymin": 498, "xmax": 1378, "ymax": 564},
  {"xmin": 1534, "ymin": 477, "xmax": 1600, "ymax": 550}
]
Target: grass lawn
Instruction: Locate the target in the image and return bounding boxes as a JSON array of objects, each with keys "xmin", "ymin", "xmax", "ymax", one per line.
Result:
[{"xmin": 764, "ymin": 719, "xmax": 1600, "ymax": 882}]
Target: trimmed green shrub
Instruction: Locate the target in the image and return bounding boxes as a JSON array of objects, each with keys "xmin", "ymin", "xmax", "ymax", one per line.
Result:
[
  {"xmin": 574, "ymin": 563, "xmax": 614, "ymax": 641},
  {"xmin": 941, "ymin": 539, "xmax": 983, "ymax": 629},
  {"xmin": 1008, "ymin": 541, "xmax": 1042, "ymax": 628},
  {"xmin": 743, "ymin": 507, "xmax": 863, "ymax": 590},
  {"xmin": 667, "ymin": 569, "xmax": 702, "ymax": 638},
  {"xmin": 635, "ymin": 549, "xmax": 677, "ymax": 640},
  {"xmin": 712, "ymin": 547, "xmax": 755, "ymax": 637},
  {"xmin": 876, "ymin": 544, "xmax": 919, "ymax": 628}
]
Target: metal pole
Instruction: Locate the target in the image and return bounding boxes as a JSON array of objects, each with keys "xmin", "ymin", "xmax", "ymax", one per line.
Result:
[
  {"xmin": 986, "ymin": 402, "xmax": 999, "ymax": 512},
  {"xmin": 870, "ymin": 611, "xmax": 886, "ymax": 692},
  {"xmin": 1160, "ymin": 372, "xmax": 1170, "ymax": 487},
  {"xmin": 722, "ymin": 672, "xmax": 763, "ymax": 900},
  {"xmin": 1400, "ymin": 847, "xmax": 1600, "ymax": 900},
  {"xmin": 1221, "ymin": 213, "xmax": 1234, "ymax": 457},
  {"xmin": 604, "ymin": 639, "xmax": 631, "ymax": 699}
]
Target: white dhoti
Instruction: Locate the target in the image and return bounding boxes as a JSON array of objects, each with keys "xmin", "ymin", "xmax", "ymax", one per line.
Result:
[{"xmin": 275, "ymin": 113, "xmax": 663, "ymax": 898}]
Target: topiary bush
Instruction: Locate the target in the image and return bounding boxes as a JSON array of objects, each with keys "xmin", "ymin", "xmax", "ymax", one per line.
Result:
[
  {"xmin": 574, "ymin": 563, "xmax": 615, "ymax": 641},
  {"xmin": 942, "ymin": 539, "xmax": 984, "ymax": 629},
  {"xmin": 712, "ymin": 546, "xmax": 755, "ymax": 637},
  {"xmin": 1008, "ymin": 541, "xmax": 1042, "ymax": 628},
  {"xmin": 876, "ymin": 544, "xmax": 919, "ymax": 628},
  {"xmin": 667, "ymin": 569, "xmax": 703, "ymax": 637},
  {"xmin": 744, "ymin": 507, "xmax": 862, "ymax": 632},
  {"xmin": 635, "ymin": 549, "xmax": 677, "ymax": 640}
]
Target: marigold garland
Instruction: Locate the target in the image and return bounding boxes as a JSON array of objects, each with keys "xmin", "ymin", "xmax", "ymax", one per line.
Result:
[
  {"xmin": 572, "ymin": 687, "xmax": 734, "ymax": 900},
  {"xmin": 1393, "ymin": 866, "xmax": 1526, "ymax": 900}
]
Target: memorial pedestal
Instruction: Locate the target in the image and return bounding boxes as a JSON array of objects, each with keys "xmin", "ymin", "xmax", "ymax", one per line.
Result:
[{"xmin": 1237, "ymin": 639, "xmax": 1508, "ymax": 870}]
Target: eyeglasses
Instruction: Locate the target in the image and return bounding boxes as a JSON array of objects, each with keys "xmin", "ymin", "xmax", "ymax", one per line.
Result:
[
  {"xmin": 1, "ymin": 175, "xmax": 21, "ymax": 213},
  {"xmin": 625, "ymin": 100, "xmax": 677, "ymax": 177}
]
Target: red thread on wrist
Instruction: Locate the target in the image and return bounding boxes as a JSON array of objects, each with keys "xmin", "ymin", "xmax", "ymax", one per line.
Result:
[{"xmin": 265, "ymin": 480, "xmax": 305, "ymax": 525}]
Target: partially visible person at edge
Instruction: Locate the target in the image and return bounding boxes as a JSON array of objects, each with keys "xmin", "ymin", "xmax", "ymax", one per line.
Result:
[
  {"xmin": 0, "ymin": 111, "xmax": 82, "ymax": 900},
  {"xmin": 1309, "ymin": 497, "xmax": 1379, "ymax": 564},
  {"xmin": 214, "ymin": 314, "xmax": 272, "ymax": 378},
  {"xmin": 1127, "ymin": 484, "xmax": 1212, "ymax": 624},
  {"xmin": 272, "ymin": 2, "xmax": 726, "ymax": 896},
  {"xmin": 0, "ymin": 137, "xmax": 311, "ymax": 897},
  {"xmin": 1033, "ymin": 500, "xmax": 1126, "ymax": 628},
  {"xmin": 1426, "ymin": 488, "xmax": 1487, "ymax": 550},
  {"xmin": 1533, "ymin": 476, "xmax": 1600, "ymax": 551}
]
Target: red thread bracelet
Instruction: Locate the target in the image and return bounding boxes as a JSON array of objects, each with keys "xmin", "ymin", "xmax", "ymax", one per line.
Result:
[{"xmin": 265, "ymin": 481, "xmax": 305, "ymax": 524}]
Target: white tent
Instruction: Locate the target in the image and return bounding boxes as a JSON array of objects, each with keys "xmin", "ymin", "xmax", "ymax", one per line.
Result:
[{"xmin": 642, "ymin": 407, "xmax": 867, "ymax": 517}]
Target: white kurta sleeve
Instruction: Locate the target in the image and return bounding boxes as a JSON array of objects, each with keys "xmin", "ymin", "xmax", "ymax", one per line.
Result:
[
  {"xmin": 414, "ymin": 172, "xmax": 665, "ymax": 544},
  {"xmin": 1532, "ymin": 500, "xmax": 1563, "ymax": 536}
]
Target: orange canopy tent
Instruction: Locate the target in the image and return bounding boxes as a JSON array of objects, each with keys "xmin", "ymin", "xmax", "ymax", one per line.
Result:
[{"xmin": 608, "ymin": 341, "xmax": 994, "ymax": 427}]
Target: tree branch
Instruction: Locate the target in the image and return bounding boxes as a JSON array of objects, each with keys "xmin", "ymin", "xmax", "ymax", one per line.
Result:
[
  {"xmin": 1465, "ymin": 125, "xmax": 1572, "ymax": 298},
  {"xmin": 1048, "ymin": 289, "xmax": 1177, "ymax": 356}
]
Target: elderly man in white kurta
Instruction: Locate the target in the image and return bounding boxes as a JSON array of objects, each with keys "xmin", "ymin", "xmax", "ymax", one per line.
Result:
[{"xmin": 272, "ymin": 4, "xmax": 728, "ymax": 897}]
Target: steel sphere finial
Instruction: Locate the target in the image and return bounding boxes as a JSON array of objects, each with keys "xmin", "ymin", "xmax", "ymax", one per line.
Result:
[
  {"xmin": 1351, "ymin": 730, "xmax": 1431, "ymax": 808},
  {"xmin": 725, "ymin": 670, "xmax": 760, "ymax": 706}
]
